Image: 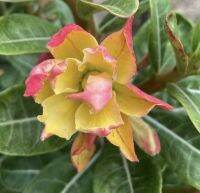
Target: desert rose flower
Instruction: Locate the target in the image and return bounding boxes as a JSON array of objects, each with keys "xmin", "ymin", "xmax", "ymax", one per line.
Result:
[{"xmin": 24, "ymin": 18, "xmax": 172, "ymax": 172}]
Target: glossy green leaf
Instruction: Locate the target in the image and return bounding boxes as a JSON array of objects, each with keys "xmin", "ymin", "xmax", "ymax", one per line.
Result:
[
  {"xmin": 0, "ymin": 152, "xmax": 63, "ymax": 192},
  {"xmin": 164, "ymin": 12, "xmax": 189, "ymax": 74},
  {"xmin": 189, "ymin": 45, "xmax": 200, "ymax": 74},
  {"xmin": 0, "ymin": 14, "xmax": 58, "ymax": 55},
  {"xmin": 41, "ymin": 0, "xmax": 74, "ymax": 28},
  {"xmin": 97, "ymin": 14, "xmax": 125, "ymax": 34},
  {"xmin": 78, "ymin": 0, "xmax": 139, "ymax": 18},
  {"xmin": 0, "ymin": 62, "xmax": 23, "ymax": 90},
  {"xmin": 158, "ymin": 42, "xmax": 176, "ymax": 76},
  {"xmin": 93, "ymin": 146, "xmax": 162, "ymax": 193},
  {"xmin": 146, "ymin": 107, "xmax": 200, "ymax": 190},
  {"xmin": 148, "ymin": 0, "xmax": 173, "ymax": 73},
  {"xmin": 149, "ymin": 0, "xmax": 161, "ymax": 72},
  {"xmin": 0, "ymin": 85, "xmax": 67, "ymax": 155},
  {"xmin": 189, "ymin": 22, "xmax": 200, "ymax": 73},
  {"xmin": 5, "ymin": 54, "xmax": 38, "ymax": 77},
  {"xmin": 97, "ymin": 0, "xmax": 149, "ymax": 35},
  {"xmin": 192, "ymin": 22, "xmax": 200, "ymax": 52},
  {"xmin": 134, "ymin": 20, "xmax": 149, "ymax": 63},
  {"xmin": 167, "ymin": 75, "xmax": 200, "ymax": 133},
  {"xmin": 23, "ymin": 156, "xmax": 94, "ymax": 193}
]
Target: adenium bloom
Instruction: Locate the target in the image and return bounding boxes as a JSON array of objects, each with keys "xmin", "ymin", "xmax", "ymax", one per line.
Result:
[{"xmin": 24, "ymin": 18, "xmax": 172, "ymax": 172}]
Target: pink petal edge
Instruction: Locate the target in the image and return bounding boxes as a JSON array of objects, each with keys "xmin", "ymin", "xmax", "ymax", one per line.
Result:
[
  {"xmin": 84, "ymin": 46, "xmax": 117, "ymax": 64},
  {"xmin": 24, "ymin": 59, "xmax": 66, "ymax": 97},
  {"xmin": 127, "ymin": 84, "xmax": 173, "ymax": 110},
  {"xmin": 71, "ymin": 133, "xmax": 97, "ymax": 156},
  {"xmin": 47, "ymin": 24, "xmax": 84, "ymax": 47}
]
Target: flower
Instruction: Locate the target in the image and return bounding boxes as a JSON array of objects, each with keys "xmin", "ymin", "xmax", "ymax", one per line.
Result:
[{"xmin": 24, "ymin": 18, "xmax": 172, "ymax": 172}]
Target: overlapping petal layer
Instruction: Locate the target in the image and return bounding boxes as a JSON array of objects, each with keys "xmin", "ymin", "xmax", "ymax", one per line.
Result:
[
  {"xmin": 38, "ymin": 94, "xmax": 80, "ymax": 139},
  {"xmin": 48, "ymin": 24, "xmax": 98, "ymax": 60},
  {"xmin": 114, "ymin": 83, "xmax": 172, "ymax": 117},
  {"xmin": 75, "ymin": 94, "xmax": 123, "ymax": 136},
  {"xmin": 24, "ymin": 59, "xmax": 67, "ymax": 102},
  {"xmin": 107, "ymin": 114, "xmax": 138, "ymax": 162},
  {"xmin": 53, "ymin": 58, "xmax": 82, "ymax": 94},
  {"xmin": 68, "ymin": 73, "xmax": 113, "ymax": 112},
  {"xmin": 101, "ymin": 18, "xmax": 137, "ymax": 84},
  {"xmin": 79, "ymin": 46, "xmax": 117, "ymax": 78}
]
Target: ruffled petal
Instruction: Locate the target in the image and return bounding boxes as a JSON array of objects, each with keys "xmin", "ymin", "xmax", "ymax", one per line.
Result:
[
  {"xmin": 53, "ymin": 58, "xmax": 82, "ymax": 94},
  {"xmin": 38, "ymin": 94, "xmax": 80, "ymax": 139},
  {"xmin": 75, "ymin": 93, "xmax": 123, "ymax": 136},
  {"xmin": 68, "ymin": 73, "xmax": 112, "ymax": 113},
  {"xmin": 106, "ymin": 114, "xmax": 138, "ymax": 162},
  {"xmin": 24, "ymin": 59, "xmax": 67, "ymax": 103},
  {"xmin": 71, "ymin": 133, "xmax": 96, "ymax": 172},
  {"xmin": 131, "ymin": 116, "xmax": 160, "ymax": 156},
  {"xmin": 34, "ymin": 81, "xmax": 54, "ymax": 104},
  {"xmin": 47, "ymin": 24, "xmax": 98, "ymax": 60},
  {"xmin": 114, "ymin": 83, "xmax": 173, "ymax": 117},
  {"xmin": 79, "ymin": 46, "xmax": 117, "ymax": 78},
  {"xmin": 101, "ymin": 18, "xmax": 137, "ymax": 84}
]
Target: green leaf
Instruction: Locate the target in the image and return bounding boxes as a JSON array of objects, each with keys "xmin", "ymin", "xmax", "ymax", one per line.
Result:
[
  {"xmin": 158, "ymin": 42, "xmax": 176, "ymax": 76},
  {"xmin": 97, "ymin": 14, "xmax": 125, "ymax": 34},
  {"xmin": 0, "ymin": 62, "xmax": 23, "ymax": 90},
  {"xmin": 97, "ymin": 0, "xmax": 149, "ymax": 35},
  {"xmin": 189, "ymin": 22, "xmax": 200, "ymax": 73},
  {"xmin": 148, "ymin": 0, "xmax": 174, "ymax": 74},
  {"xmin": 164, "ymin": 12, "xmax": 189, "ymax": 74},
  {"xmin": 0, "ymin": 85, "xmax": 67, "ymax": 155},
  {"xmin": 78, "ymin": 0, "xmax": 139, "ymax": 18},
  {"xmin": 0, "ymin": 152, "xmax": 63, "ymax": 192},
  {"xmin": 146, "ymin": 107, "xmax": 200, "ymax": 190},
  {"xmin": 149, "ymin": 0, "xmax": 161, "ymax": 72},
  {"xmin": 5, "ymin": 54, "xmax": 38, "ymax": 77},
  {"xmin": 41, "ymin": 0, "xmax": 74, "ymax": 28},
  {"xmin": 0, "ymin": 14, "xmax": 58, "ymax": 55},
  {"xmin": 189, "ymin": 45, "xmax": 200, "ymax": 74},
  {"xmin": 192, "ymin": 22, "xmax": 200, "ymax": 52},
  {"xmin": 93, "ymin": 146, "xmax": 162, "ymax": 193},
  {"xmin": 23, "ymin": 156, "xmax": 94, "ymax": 193},
  {"xmin": 167, "ymin": 75, "xmax": 200, "ymax": 133},
  {"xmin": 134, "ymin": 20, "xmax": 149, "ymax": 63}
]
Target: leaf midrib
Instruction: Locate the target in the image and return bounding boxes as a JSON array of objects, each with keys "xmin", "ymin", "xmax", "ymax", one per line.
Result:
[
  {"xmin": 145, "ymin": 116, "xmax": 200, "ymax": 155},
  {"xmin": 0, "ymin": 117, "xmax": 37, "ymax": 127},
  {"xmin": 0, "ymin": 37, "xmax": 50, "ymax": 45}
]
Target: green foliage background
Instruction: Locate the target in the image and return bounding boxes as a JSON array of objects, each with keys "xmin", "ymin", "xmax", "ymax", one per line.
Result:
[{"xmin": 0, "ymin": 0, "xmax": 199, "ymax": 193}]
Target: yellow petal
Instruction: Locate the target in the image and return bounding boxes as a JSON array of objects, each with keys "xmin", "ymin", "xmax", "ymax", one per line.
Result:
[
  {"xmin": 71, "ymin": 133, "xmax": 96, "ymax": 172},
  {"xmin": 48, "ymin": 24, "xmax": 98, "ymax": 60},
  {"xmin": 101, "ymin": 18, "xmax": 137, "ymax": 84},
  {"xmin": 75, "ymin": 93, "xmax": 123, "ymax": 136},
  {"xmin": 38, "ymin": 94, "xmax": 80, "ymax": 139},
  {"xmin": 53, "ymin": 58, "xmax": 82, "ymax": 94},
  {"xmin": 114, "ymin": 83, "xmax": 160, "ymax": 117},
  {"xmin": 106, "ymin": 114, "xmax": 138, "ymax": 162},
  {"xmin": 35, "ymin": 81, "xmax": 54, "ymax": 104},
  {"xmin": 79, "ymin": 46, "xmax": 117, "ymax": 79}
]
